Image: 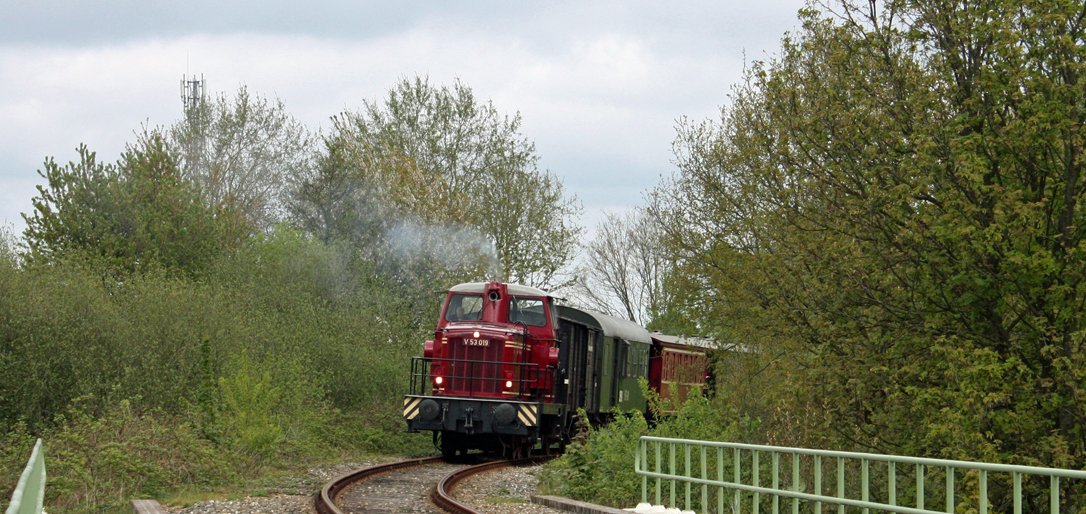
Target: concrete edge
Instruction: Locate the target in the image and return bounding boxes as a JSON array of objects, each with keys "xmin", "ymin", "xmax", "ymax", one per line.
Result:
[
  {"xmin": 131, "ymin": 499, "xmax": 168, "ymax": 514},
  {"xmin": 530, "ymin": 494, "xmax": 629, "ymax": 514}
]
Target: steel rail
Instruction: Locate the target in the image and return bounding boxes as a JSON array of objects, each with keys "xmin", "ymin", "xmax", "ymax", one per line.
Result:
[
  {"xmin": 432, "ymin": 455, "xmax": 554, "ymax": 514},
  {"xmin": 314, "ymin": 456, "xmax": 444, "ymax": 514}
]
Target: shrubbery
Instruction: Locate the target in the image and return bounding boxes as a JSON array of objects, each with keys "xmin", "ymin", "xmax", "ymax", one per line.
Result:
[
  {"xmin": 539, "ymin": 410, "xmax": 648, "ymax": 506},
  {"xmin": 539, "ymin": 387, "xmax": 753, "ymax": 509},
  {"xmin": 36, "ymin": 401, "xmax": 236, "ymax": 510},
  {"xmin": 0, "ymin": 227, "xmax": 434, "ymax": 512}
]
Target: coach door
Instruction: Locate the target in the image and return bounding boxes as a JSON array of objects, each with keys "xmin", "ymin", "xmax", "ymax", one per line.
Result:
[
  {"xmin": 587, "ymin": 330, "xmax": 603, "ymax": 412},
  {"xmin": 611, "ymin": 339, "xmax": 629, "ymax": 406},
  {"xmin": 557, "ymin": 322, "xmax": 590, "ymax": 411}
]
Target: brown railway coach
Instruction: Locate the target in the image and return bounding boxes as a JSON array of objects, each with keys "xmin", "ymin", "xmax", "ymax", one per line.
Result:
[{"xmin": 648, "ymin": 334, "xmax": 717, "ymax": 412}]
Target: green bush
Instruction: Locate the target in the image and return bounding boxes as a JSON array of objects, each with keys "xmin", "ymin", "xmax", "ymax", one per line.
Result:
[
  {"xmin": 0, "ymin": 258, "xmax": 127, "ymax": 429},
  {"xmin": 210, "ymin": 349, "xmax": 335, "ymax": 464},
  {"xmin": 539, "ymin": 393, "xmax": 751, "ymax": 509},
  {"xmin": 0, "ymin": 422, "xmax": 40, "ymax": 504},
  {"xmin": 539, "ymin": 410, "xmax": 648, "ymax": 506},
  {"xmin": 37, "ymin": 401, "xmax": 235, "ymax": 513},
  {"xmin": 0, "ymin": 225, "xmax": 448, "ymax": 511}
]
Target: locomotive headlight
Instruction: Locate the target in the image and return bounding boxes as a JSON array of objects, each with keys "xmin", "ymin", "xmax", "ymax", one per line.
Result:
[
  {"xmin": 473, "ymin": 331, "xmax": 480, "ymax": 338},
  {"xmin": 504, "ymin": 380, "xmax": 514, "ymax": 389},
  {"xmin": 434, "ymin": 376, "xmax": 444, "ymax": 386}
]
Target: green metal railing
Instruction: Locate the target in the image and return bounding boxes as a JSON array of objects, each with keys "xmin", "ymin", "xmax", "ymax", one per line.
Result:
[
  {"xmin": 5, "ymin": 439, "xmax": 45, "ymax": 514},
  {"xmin": 635, "ymin": 436, "xmax": 1086, "ymax": 513}
]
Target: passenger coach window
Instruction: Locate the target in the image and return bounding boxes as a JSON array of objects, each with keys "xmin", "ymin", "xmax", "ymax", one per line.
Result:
[
  {"xmin": 445, "ymin": 294, "xmax": 483, "ymax": 321},
  {"xmin": 617, "ymin": 340, "xmax": 629, "ymax": 377},
  {"xmin": 509, "ymin": 297, "xmax": 547, "ymax": 326}
]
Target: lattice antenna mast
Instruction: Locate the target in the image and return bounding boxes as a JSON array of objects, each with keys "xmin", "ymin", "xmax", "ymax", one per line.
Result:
[
  {"xmin": 179, "ymin": 74, "xmax": 209, "ymax": 187},
  {"xmin": 181, "ymin": 74, "xmax": 206, "ymax": 112}
]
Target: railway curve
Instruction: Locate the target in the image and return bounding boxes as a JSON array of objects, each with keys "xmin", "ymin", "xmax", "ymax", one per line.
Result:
[{"xmin": 315, "ymin": 455, "xmax": 555, "ymax": 514}]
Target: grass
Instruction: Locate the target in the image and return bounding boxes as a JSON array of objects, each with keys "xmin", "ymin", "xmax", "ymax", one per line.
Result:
[{"xmin": 157, "ymin": 450, "xmax": 385, "ymax": 508}]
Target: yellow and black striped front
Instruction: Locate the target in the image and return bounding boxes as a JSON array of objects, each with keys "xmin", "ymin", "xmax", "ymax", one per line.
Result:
[
  {"xmin": 403, "ymin": 396, "xmax": 422, "ymax": 420},
  {"xmin": 516, "ymin": 403, "xmax": 538, "ymax": 427}
]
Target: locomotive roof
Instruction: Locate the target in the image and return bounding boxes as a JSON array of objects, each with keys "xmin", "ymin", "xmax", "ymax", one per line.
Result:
[
  {"xmin": 557, "ymin": 305, "xmax": 652, "ymax": 345},
  {"xmin": 448, "ymin": 282, "xmax": 551, "ymax": 297}
]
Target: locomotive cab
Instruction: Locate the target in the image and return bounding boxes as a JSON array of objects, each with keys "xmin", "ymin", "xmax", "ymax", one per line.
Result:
[{"xmin": 427, "ymin": 281, "xmax": 559, "ymax": 397}]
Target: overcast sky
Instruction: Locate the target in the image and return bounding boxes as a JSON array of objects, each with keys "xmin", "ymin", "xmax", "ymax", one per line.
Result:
[{"xmin": 0, "ymin": 1, "xmax": 806, "ymax": 240}]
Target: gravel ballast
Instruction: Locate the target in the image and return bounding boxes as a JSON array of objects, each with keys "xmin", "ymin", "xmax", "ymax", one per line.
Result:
[{"xmin": 165, "ymin": 459, "xmax": 573, "ymax": 514}]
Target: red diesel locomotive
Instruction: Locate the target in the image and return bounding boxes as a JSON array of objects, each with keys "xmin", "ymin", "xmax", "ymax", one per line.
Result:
[{"xmin": 402, "ymin": 280, "xmax": 713, "ymax": 457}]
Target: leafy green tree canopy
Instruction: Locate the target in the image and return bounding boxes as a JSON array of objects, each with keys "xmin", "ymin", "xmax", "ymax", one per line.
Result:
[
  {"xmin": 173, "ymin": 86, "xmax": 314, "ymax": 236},
  {"xmin": 653, "ymin": 0, "xmax": 1086, "ymax": 474},
  {"xmin": 23, "ymin": 132, "xmax": 237, "ymax": 275},
  {"xmin": 292, "ymin": 77, "xmax": 581, "ymax": 289}
]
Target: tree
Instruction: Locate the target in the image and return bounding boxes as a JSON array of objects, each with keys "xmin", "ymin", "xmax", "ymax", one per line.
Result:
[
  {"xmin": 569, "ymin": 210, "xmax": 678, "ymax": 329},
  {"xmin": 653, "ymin": 0, "xmax": 1086, "ymax": 482},
  {"xmin": 291, "ymin": 77, "xmax": 581, "ymax": 289},
  {"xmin": 23, "ymin": 145, "xmax": 120, "ymax": 264},
  {"xmin": 173, "ymin": 86, "xmax": 314, "ymax": 235},
  {"xmin": 23, "ymin": 132, "xmax": 234, "ymax": 275}
]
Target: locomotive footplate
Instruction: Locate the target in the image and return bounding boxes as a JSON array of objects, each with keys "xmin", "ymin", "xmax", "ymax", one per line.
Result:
[{"xmin": 403, "ymin": 395, "xmax": 542, "ymax": 436}]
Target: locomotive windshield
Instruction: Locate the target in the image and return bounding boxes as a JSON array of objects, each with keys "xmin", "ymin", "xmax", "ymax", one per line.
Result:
[
  {"xmin": 445, "ymin": 293, "xmax": 483, "ymax": 322},
  {"xmin": 509, "ymin": 297, "xmax": 547, "ymax": 326}
]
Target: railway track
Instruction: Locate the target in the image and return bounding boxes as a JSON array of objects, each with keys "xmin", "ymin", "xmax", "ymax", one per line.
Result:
[{"xmin": 314, "ymin": 455, "xmax": 554, "ymax": 514}]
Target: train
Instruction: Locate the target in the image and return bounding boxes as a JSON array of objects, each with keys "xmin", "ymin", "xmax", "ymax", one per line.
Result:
[{"xmin": 401, "ymin": 280, "xmax": 714, "ymax": 457}]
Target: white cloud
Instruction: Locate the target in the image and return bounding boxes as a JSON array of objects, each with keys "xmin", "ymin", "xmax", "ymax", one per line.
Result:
[{"xmin": 0, "ymin": 1, "xmax": 806, "ymax": 233}]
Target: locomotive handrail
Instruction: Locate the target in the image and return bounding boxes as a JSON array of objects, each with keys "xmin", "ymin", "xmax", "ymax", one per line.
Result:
[{"xmin": 408, "ymin": 357, "xmax": 551, "ymax": 397}]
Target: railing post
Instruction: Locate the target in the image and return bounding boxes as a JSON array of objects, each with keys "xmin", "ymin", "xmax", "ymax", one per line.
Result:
[
  {"xmin": 734, "ymin": 448, "xmax": 741, "ymax": 513},
  {"xmin": 837, "ymin": 456, "xmax": 845, "ymax": 514},
  {"xmin": 917, "ymin": 463, "xmax": 925, "ymax": 510},
  {"xmin": 669, "ymin": 442, "xmax": 677, "ymax": 507},
  {"xmin": 772, "ymin": 452, "xmax": 780, "ymax": 514},
  {"xmin": 945, "ymin": 466, "xmax": 954, "ymax": 513},
  {"xmin": 1014, "ymin": 472, "xmax": 1022, "ymax": 514},
  {"xmin": 979, "ymin": 470, "xmax": 988, "ymax": 514},
  {"xmin": 1050, "ymin": 475, "xmax": 1059, "ymax": 514},
  {"xmin": 5, "ymin": 438, "xmax": 45, "ymax": 514},
  {"xmin": 655, "ymin": 440, "xmax": 662, "ymax": 505},
  {"xmin": 718, "ymin": 448, "xmax": 724, "ymax": 514},
  {"xmin": 888, "ymin": 461, "xmax": 896, "ymax": 507},
  {"xmin": 639, "ymin": 439, "xmax": 647, "ymax": 504},
  {"xmin": 685, "ymin": 443, "xmax": 692, "ymax": 510},
  {"xmin": 862, "ymin": 458, "xmax": 869, "ymax": 514},
  {"xmin": 701, "ymin": 446, "xmax": 708, "ymax": 514},
  {"xmin": 753, "ymin": 450, "xmax": 760, "ymax": 514},
  {"xmin": 792, "ymin": 453, "xmax": 800, "ymax": 514}
]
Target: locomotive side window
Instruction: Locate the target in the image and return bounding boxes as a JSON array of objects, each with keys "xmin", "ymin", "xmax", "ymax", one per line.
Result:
[
  {"xmin": 445, "ymin": 294, "xmax": 483, "ymax": 321},
  {"xmin": 509, "ymin": 297, "xmax": 547, "ymax": 326}
]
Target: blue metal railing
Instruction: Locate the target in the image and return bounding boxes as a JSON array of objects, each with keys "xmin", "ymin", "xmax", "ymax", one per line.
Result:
[
  {"xmin": 635, "ymin": 436, "xmax": 1086, "ymax": 513},
  {"xmin": 5, "ymin": 439, "xmax": 45, "ymax": 514}
]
